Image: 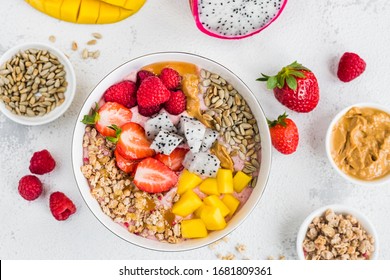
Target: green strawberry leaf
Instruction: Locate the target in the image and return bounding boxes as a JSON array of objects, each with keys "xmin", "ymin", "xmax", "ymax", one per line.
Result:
[
  {"xmin": 267, "ymin": 112, "xmax": 288, "ymax": 128},
  {"xmin": 81, "ymin": 103, "xmax": 100, "ymax": 125},
  {"xmin": 106, "ymin": 124, "xmax": 122, "ymax": 144},
  {"xmin": 266, "ymin": 76, "xmax": 278, "ymax": 89},
  {"xmin": 289, "ymin": 70, "xmax": 306, "ymax": 79},
  {"xmin": 286, "ymin": 75, "xmax": 298, "ymax": 91}
]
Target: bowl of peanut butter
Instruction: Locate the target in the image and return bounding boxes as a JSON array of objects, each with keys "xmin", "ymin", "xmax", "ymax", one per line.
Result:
[{"xmin": 326, "ymin": 103, "xmax": 390, "ymax": 185}]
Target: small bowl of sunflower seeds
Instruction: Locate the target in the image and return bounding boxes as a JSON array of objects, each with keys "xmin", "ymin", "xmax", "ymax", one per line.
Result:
[
  {"xmin": 0, "ymin": 42, "xmax": 76, "ymax": 125},
  {"xmin": 297, "ymin": 204, "xmax": 378, "ymax": 260}
]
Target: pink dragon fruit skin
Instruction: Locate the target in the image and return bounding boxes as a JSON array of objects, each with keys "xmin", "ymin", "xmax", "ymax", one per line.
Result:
[{"xmin": 189, "ymin": 0, "xmax": 288, "ymax": 40}]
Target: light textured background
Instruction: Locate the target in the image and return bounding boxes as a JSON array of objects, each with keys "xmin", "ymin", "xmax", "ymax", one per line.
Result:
[{"xmin": 1, "ymin": 0, "xmax": 389, "ymax": 260}]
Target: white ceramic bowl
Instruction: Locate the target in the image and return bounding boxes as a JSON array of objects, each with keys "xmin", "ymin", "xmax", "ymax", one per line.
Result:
[
  {"xmin": 296, "ymin": 204, "xmax": 379, "ymax": 260},
  {"xmin": 325, "ymin": 103, "xmax": 390, "ymax": 186},
  {"xmin": 71, "ymin": 52, "xmax": 272, "ymax": 251},
  {"xmin": 0, "ymin": 42, "xmax": 76, "ymax": 125}
]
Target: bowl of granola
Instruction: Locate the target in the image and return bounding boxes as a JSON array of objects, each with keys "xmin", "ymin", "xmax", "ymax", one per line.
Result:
[
  {"xmin": 72, "ymin": 52, "xmax": 272, "ymax": 251},
  {"xmin": 297, "ymin": 204, "xmax": 378, "ymax": 260}
]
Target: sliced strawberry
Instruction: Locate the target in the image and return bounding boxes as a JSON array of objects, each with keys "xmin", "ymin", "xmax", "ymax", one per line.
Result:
[
  {"xmin": 133, "ymin": 157, "xmax": 178, "ymax": 193},
  {"xmin": 82, "ymin": 102, "xmax": 133, "ymax": 137},
  {"xmin": 116, "ymin": 122, "xmax": 155, "ymax": 160},
  {"xmin": 114, "ymin": 149, "xmax": 140, "ymax": 175},
  {"xmin": 154, "ymin": 148, "xmax": 189, "ymax": 171}
]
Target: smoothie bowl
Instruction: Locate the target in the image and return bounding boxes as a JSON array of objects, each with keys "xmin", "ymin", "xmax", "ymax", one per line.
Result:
[{"xmin": 72, "ymin": 52, "xmax": 272, "ymax": 251}]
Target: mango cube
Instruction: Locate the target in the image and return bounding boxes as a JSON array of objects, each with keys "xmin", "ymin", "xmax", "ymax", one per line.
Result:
[
  {"xmin": 194, "ymin": 203, "xmax": 205, "ymax": 218},
  {"xmin": 199, "ymin": 178, "xmax": 220, "ymax": 196},
  {"xmin": 181, "ymin": 219, "xmax": 208, "ymax": 238},
  {"xmin": 233, "ymin": 171, "xmax": 252, "ymax": 193},
  {"xmin": 217, "ymin": 168, "xmax": 233, "ymax": 194},
  {"xmin": 177, "ymin": 170, "xmax": 203, "ymax": 195},
  {"xmin": 200, "ymin": 205, "xmax": 226, "ymax": 230},
  {"xmin": 172, "ymin": 190, "xmax": 202, "ymax": 217},
  {"xmin": 203, "ymin": 195, "xmax": 230, "ymax": 217},
  {"xmin": 222, "ymin": 194, "xmax": 240, "ymax": 216}
]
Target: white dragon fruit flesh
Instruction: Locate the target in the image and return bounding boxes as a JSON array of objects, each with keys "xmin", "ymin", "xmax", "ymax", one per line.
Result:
[
  {"xmin": 183, "ymin": 151, "xmax": 220, "ymax": 177},
  {"xmin": 189, "ymin": 0, "xmax": 287, "ymax": 40},
  {"xmin": 177, "ymin": 115, "xmax": 206, "ymax": 153},
  {"xmin": 144, "ymin": 112, "xmax": 177, "ymax": 140},
  {"xmin": 150, "ymin": 129, "xmax": 184, "ymax": 155},
  {"xmin": 200, "ymin": 128, "xmax": 218, "ymax": 152}
]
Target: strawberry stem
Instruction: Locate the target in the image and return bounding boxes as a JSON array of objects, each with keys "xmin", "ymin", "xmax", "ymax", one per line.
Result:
[
  {"xmin": 106, "ymin": 124, "xmax": 122, "ymax": 143},
  {"xmin": 81, "ymin": 103, "xmax": 100, "ymax": 125},
  {"xmin": 257, "ymin": 61, "xmax": 310, "ymax": 91},
  {"xmin": 267, "ymin": 113, "xmax": 288, "ymax": 128}
]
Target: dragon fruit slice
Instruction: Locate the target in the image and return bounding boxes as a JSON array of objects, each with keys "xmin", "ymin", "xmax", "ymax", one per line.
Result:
[
  {"xmin": 183, "ymin": 151, "xmax": 220, "ymax": 177},
  {"xmin": 150, "ymin": 130, "xmax": 184, "ymax": 155},
  {"xmin": 189, "ymin": 0, "xmax": 288, "ymax": 40},
  {"xmin": 177, "ymin": 115, "xmax": 206, "ymax": 153},
  {"xmin": 200, "ymin": 128, "xmax": 218, "ymax": 152},
  {"xmin": 145, "ymin": 112, "xmax": 177, "ymax": 140}
]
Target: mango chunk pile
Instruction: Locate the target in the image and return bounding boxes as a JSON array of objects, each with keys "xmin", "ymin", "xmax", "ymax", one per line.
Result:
[
  {"xmin": 173, "ymin": 169, "xmax": 252, "ymax": 239},
  {"xmin": 26, "ymin": 0, "xmax": 146, "ymax": 24}
]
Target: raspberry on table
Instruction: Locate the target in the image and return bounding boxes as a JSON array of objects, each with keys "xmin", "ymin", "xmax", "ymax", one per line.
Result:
[
  {"xmin": 49, "ymin": 192, "xmax": 76, "ymax": 221},
  {"xmin": 18, "ymin": 175, "xmax": 43, "ymax": 201},
  {"xmin": 29, "ymin": 149, "xmax": 56, "ymax": 175},
  {"xmin": 337, "ymin": 52, "xmax": 366, "ymax": 82}
]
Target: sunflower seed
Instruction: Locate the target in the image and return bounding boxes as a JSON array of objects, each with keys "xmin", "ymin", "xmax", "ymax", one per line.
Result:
[
  {"xmin": 202, "ymin": 79, "xmax": 211, "ymax": 87},
  {"xmin": 49, "ymin": 35, "xmax": 56, "ymax": 43},
  {"xmin": 92, "ymin": 32, "xmax": 102, "ymax": 39}
]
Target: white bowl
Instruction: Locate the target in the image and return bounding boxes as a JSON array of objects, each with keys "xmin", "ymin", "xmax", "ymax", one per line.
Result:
[
  {"xmin": 0, "ymin": 42, "xmax": 76, "ymax": 125},
  {"xmin": 325, "ymin": 103, "xmax": 390, "ymax": 186},
  {"xmin": 296, "ymin": 204, "xmax": 379, "ymax": 260},
  {"xmin": 71, "ymin": 52, "xmax": 272, "ymax": 251}
]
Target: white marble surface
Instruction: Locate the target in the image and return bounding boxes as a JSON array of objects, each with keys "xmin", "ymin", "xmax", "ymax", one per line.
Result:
[{"xmin": 1, "ymin": 0, "xmax": 389, "ymax": 260}]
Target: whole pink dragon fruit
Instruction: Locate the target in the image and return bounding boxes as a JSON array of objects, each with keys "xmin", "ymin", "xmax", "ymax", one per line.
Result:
[{"xmin": 189, "ymin": 0, "xmax": 288, "ymax": 40}]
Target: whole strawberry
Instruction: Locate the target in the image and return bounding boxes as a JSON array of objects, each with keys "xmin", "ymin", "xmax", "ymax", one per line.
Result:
[
  {"xmin": 29, "ymin": 149, "xmax": 56, "ymax": 175},
  {"xmin": 137, "ymin": 76, "xmax": 171, "ymax": 108},
  {"xmin": 268, "ymin": 113, "xmax": 299, "ymax": 155},
  {"xmin": 18, "ymin": 175, "xmax": 43, "ymax": 201},
  {"xmin": 49, "ymin": 192, "xmax": 76, "ymax": 221},
  {"xmin": 258, "ymin": 62, "xmax": 319, "ymax": 113},
  {"xmin": 104, "ymin": 80, "xmax": 137, "ymax": 108},
  {"xmin": 337, "ymin": 52, "xmax": 366, "ymax": 82}
]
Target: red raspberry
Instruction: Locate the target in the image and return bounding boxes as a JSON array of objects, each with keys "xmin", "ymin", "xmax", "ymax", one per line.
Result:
[
  {"xmin": 104, "ymin": 80, "xmax": 137, "ymax": 108},
  {"xmin": 136, "ymin": 70, "xmax": 155, "ymax": 86},
  {"xmin": 159, "ymin": 68, "xmax": 181, "ymax": 90},
  {"xmin": 138, "ymin": 104, "xmax": 162, "ymax": 117},
  {"xmin": 337, "ymin": 52, "xmax": 366, "ymax": 82},
  {"xmin": 136, "ymin": 76, "xmax": 170, "ymax": 108},
  {"xmin": 18, "ymin": 175, "xmax": 43, "ymax": 201},
  {"xmin": 29, "ymin": 149, "xmax": 56, "ymax": 175},
  {"xmin": 49, "ymin": 192, "xmax": 76, "ymax": 221},
  {"xmin": 164, "ymin": 90, "xmax": 186, "ymax": 115}
]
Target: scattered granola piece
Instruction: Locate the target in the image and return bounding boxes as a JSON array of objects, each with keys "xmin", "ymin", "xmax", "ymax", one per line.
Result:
[
  {"xmin": 72, "ymin": 41, "xmax": 78, "ymax": 51},
  {"xmin": 235, "ymin": 244, "xmax": 246, "ymax": 254}
]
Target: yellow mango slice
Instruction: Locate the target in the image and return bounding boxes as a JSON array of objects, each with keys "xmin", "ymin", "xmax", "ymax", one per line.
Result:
[
  {"xmin": 77, "ymin": 0, "xmax": 100, "ymax": 24},
  {"xmin": 101, "ymin": 0, "xmax": 146, "ymax": 11},
  {"xmin": 203, "ymin": 195, "xmax": 230, "ymax": 217},
  {"xmin": 43, "ymin": 0, "xmax": 63, "ymax": 19},
  {"xmin": 172, "ymin": 190, "xmax": 202, "ymax": 217},
  {"xmin": 222, "ymin": 194, "xmax": 240, "ymax": 216},
  {"xmin": 181, "ymin": 219, "xmax": 208, "ymax": 238},
  {"xmin": 199, "ymin": 178, "xmax": 220, "ymax": 196},
  {"xmin": 26, "ymin": 0, "xmax": 46, "ymax": 14},
  {"xmin": 233, "ymin": 171, "xmax": 252, "ymax": 193},
  {"xmin": 200, "ymin": 205, "xmax": 226, "ymax": 231},
  {"xmin": 217, "ymin": 169, "xmax": 233, "ymax": 194},
  {"xmin": 60, "ymin": 0, "xmax": 81, "ymax": 23},
  {"xmin": 177, "ymin": 169, "xmax": 203, "ymax": 195}
]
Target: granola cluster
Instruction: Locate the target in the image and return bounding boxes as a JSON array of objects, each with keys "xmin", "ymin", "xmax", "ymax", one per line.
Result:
[
  {"xmin": 303, "ymin": 209, "xmax": 375, "ymax": 260},
  {"xmin": 81, "ymin": 127, "xmax": 181, "ymax": 243}
]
